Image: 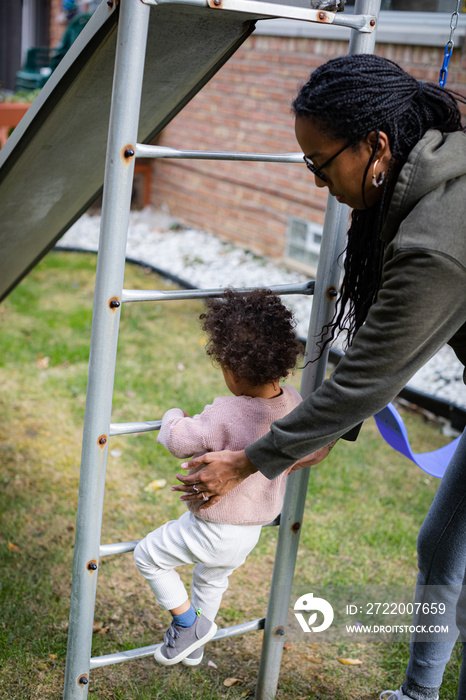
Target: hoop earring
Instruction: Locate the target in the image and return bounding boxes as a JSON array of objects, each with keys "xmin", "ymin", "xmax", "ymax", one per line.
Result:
[{"xmin": 372, "ymin": 160, "xmax": 386, "ymax": 188}]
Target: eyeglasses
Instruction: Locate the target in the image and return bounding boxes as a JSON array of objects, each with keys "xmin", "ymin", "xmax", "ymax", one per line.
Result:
[{"xmin": 303, "ymin": 142, "xmax": 352, "ymax": 182}]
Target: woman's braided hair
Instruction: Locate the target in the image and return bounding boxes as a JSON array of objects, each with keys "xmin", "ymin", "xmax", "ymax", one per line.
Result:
[
  {"xmin": 200, "ymin": 288, "xmax": 302, "ymax": 386},
  {"xmin": 292, "ymin": 53, "xmax": 465, "ymax": 348}
]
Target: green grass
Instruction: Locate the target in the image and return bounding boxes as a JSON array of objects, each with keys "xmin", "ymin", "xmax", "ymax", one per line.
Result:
[{"xmin": 0, "ymin": 251, "xmax": 461, "ymax": 699}]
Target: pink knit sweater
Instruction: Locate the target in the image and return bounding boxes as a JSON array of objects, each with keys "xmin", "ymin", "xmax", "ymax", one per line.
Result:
[{"xmin": 157, "ymin": 386, "xmax": 302, "ymax": 526}]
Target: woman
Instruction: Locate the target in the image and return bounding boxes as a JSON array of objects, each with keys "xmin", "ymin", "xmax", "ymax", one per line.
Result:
[{"xmin": 174, "ymin": 54, "xmax": 466, "ymax": 699}]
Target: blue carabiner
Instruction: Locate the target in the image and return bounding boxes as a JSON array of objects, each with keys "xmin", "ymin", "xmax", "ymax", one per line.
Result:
[{"xmin": 439, "ymin": 42, "xmax": 453, "ymax": 87}]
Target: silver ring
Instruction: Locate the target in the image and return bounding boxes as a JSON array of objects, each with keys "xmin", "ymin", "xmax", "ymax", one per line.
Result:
[
  {"xmin": 202, "ymin": 494, "xmax": 209, "ymax": 501},
  {"xmin": 192, "ymin": 484, "xmax": 199, "ymax": 493}
]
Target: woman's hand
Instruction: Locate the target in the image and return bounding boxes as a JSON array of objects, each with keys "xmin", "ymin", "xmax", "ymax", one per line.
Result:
[
  {"xmin": 173, "ymin": 449, "xmax": 257, "ymax": 509},
  {"xmin": 289, "ymin": 440, "xmax": 338, "ymax": 472}
]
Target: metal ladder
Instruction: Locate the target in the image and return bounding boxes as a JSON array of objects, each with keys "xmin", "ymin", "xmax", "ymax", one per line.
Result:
[{"xmin": 63, "ymin": 0, "xmax": 380, "ymax": 697}]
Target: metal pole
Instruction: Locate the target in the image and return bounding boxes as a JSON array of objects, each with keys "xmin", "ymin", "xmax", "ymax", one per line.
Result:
[
  {"xmin": 63, "ymin": 1, "xmax": 150, "ymax": 697},
  {"xmin": 349, "ymin": 0, "xmax": 381, "ymax": 54},
  {"xmin": 255, "ymin": 2, "xmax": 380, "ymax": 695},
  {"xmin": 121, "ymin": 280, "xmax": 314, "ymax": 303},
  {"xmin": 255, "ymin": 197, "xmax": 350, "ymax": 700}
]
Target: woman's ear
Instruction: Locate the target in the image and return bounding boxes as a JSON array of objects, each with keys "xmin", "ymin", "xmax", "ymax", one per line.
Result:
[{"xmin": 365, "ymin": 130, "xmax": 391, "ymax": 161}]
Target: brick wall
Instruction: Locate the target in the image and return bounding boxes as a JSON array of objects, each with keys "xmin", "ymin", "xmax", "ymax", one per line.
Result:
[
  {"xmin": 149, "ymin": 34, "xmax": 466, "ymax": 263},
  {"xmin": 48, "ymin": 0, "xmax": 66, "ymax": 48}
]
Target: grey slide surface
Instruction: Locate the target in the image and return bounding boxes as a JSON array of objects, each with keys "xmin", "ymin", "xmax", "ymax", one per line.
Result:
[{"xmin": 0, "ymin": 0, "xmax": 266, "ymax": 300}]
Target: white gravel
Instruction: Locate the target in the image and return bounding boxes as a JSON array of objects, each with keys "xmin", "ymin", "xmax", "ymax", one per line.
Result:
[{"xmin": 58, "ymin": 207, "xmax": 465, "ymax": 411}]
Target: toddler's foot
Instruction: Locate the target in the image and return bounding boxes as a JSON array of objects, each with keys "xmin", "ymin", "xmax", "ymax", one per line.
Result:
[
  {"xmin": 154, "ymin": 611, "xmax": 216, "ymax": 666},
  {"xmin": 182, "ymin": 645, "xmax": 204, "ymax": 666}
]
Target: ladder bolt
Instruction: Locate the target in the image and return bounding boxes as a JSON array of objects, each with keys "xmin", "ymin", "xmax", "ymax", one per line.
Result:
[
  {"xmin": 370, "ymin": 18, "xmax": 376, "ymax": 26},
  {"xmin": 87, "ymin": 560, "xmax": 98, "ymax": 571},
  {"xmin": 326, "ymin": 286, "xmax": 338, "ymax": 299},
  {"xmin": 109, "ymin": 298, "xmax": 121, "ymax": 309},
  {"xmin": 273, "ymin": 626, "xmax": 285, "ymax": 636},
  {"xmin": 124, "ymin": 148, "xmax": 135, "ymax": 159},
  {"xmin": 213, "ymin": 0, "xmax": 222, "ymax": 6},
  {"xmin": 98, "ymin": 435, "xmax": 107, "ymax": 446},
  {"xmin": 291, "ymin": 521, "xmax": 301, "ymax": 533},
  {"xmin": 318, "ymin": 11, "xmax": 325, "ymax": 20},
  {"xmin": 78, "ymin": 675, "xmax": 89, "ymax": 685}
]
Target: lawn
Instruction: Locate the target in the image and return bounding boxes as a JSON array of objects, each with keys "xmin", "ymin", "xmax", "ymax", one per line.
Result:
[{"xmin": 0, "ymin": 251, "xmax": 461, "ymax": 699}]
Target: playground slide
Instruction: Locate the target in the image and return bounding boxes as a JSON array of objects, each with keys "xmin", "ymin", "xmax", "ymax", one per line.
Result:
[{"xmin": 0, "ymin": 0, "xmax": 271, "ymax": 301}]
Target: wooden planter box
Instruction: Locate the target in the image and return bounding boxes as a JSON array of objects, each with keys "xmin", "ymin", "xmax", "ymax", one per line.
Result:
[{"xmin": 0, "ymin": 102, "xmax": 31, "ymax": 148}]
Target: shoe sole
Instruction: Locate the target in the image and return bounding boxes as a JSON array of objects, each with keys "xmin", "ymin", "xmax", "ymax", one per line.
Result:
[{"xmin": 153, "ymin": 622, "xmax": 217, "ymax": 666}]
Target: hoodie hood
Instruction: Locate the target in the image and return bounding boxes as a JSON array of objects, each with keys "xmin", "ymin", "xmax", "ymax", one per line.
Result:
[{"xmin": 381, "ymin": 129, "xmax": 466, "ymax": 243}]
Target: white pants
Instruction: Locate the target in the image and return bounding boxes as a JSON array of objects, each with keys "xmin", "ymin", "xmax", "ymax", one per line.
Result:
[{"xmin": 134, "ymin": 511, "xmax": 262, "ymax": 622}]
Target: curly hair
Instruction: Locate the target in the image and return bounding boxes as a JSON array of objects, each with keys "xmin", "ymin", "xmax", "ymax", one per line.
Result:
[
  {"xmin": 199, "ymin": 289, "xmax": 302, "ymax": 386},
  {"xmin": 292, "ymin": 54, "xmax": 465, "ymax": 349}
]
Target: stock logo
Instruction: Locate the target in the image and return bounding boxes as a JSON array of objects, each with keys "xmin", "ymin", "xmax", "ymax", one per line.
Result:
[{"xmin": 294, "ymin": 593, "xmax": 334, "ymax": 633}]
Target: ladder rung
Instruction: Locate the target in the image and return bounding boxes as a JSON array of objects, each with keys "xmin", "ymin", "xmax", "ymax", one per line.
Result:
[
  {"xmin": 109, "ymin": 420, "xmax": 161, "ymax": 436},
  {"xmin": 135, "ymin": 143, "xmax": 304, "ymax": 162},
  {"xmin": 100, "ymin": 541, "xmax": 139, "ymax": 557},
  {"xmin": 122, "ymin": 281, "xmax": 315, "ymax": 304},
  {"xmin": 89, "ymin": 618, "xmax": 266, "ymax": 669},
  {"xmin": 100, "ymin": 517, "xmax": 280, "ymax": 559}
]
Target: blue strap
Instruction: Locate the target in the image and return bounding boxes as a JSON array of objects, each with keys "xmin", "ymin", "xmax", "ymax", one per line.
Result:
[{"xmin": 374, "ymin": 403, "xmax": 460, "ymax": 479}]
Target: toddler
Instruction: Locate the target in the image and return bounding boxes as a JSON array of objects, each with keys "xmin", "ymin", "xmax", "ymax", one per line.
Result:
[{"xmin": 134, "ymin": 289, "xmax": 302, "ymax": 666}]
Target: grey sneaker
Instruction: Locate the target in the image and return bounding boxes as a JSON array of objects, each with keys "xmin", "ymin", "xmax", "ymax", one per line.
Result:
[
  {"xmin": 379, "ymin": 690, "xmax": 439, "ymax": 700},
  {"xmin": 181, "ymin": 645, "xmax": 204, "ymax": 666},
  {"xmin": 154, "ymin": 611, "xmax": 217, "ymax": 666}
]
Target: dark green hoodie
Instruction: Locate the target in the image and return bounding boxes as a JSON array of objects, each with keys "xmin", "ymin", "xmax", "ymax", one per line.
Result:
[{"xmin": 246, "ymin": 129, "xmax": 466, "ymax": 479}]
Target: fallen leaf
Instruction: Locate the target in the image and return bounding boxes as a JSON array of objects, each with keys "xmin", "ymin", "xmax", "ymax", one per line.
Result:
[
  {"xmin": 337, "ymin": 657, "xmax": 362, "ymax": 665},
  {"xmin": 207, "ymin": 659, "xmax": 218, "ymax": 669},
  {"xmin": 177, "ymin": 363, "xmax": 185, "ymax": 371},
  {"xmin": 223, "ymin": 678, "xmax": 242, "ymax": 687},
  {"xmin": 144, "ymin": 478, "xmax": 167, "ymax": 492},
  {"xmin": 110, "ymin": 449, "xmax": 122, "ymax": 458},
  {"xmin": 36, "ymin": 355, "xmax": 50, "ymax": 369},
  {"xmin": 92, "ymin": 621, "xmax": 109, "ymax": 634},
  {"xmin": 8, "ymin": 541, "xmax": 19, "ymax": 551},
  {"xmin": 49, "ymin": 654, "xmax": 57, "ymax": 659}
]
